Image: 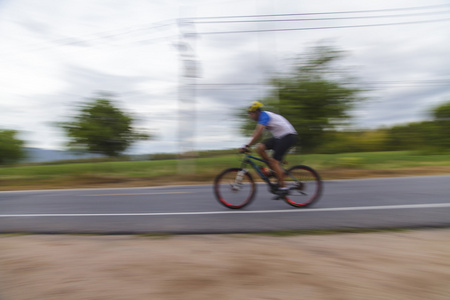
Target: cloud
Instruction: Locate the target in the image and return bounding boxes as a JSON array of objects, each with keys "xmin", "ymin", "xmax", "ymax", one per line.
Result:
[{"xmin": 1, "ymin": 0, "xmax": 450, "ymax": 154}]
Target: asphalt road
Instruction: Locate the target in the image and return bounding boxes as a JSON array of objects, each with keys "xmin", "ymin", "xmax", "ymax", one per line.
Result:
[{"xmin": 0, "ymin": 175, "xmax": 449, "ymax": 234}]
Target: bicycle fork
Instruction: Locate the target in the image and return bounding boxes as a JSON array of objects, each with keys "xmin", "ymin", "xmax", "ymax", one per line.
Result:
[{"xmin": 232, "ymin": 169, "xmax": 247, "ymax": 191}]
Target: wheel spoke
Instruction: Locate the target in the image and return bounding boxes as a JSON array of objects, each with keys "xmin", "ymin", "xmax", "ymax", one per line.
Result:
[
  {"xmin": 283, "ymin": 165, "xmax": 322, "ymax": 207},
  {"xmin": 214, "ymin": 168, "xmax": 255, "ymax": 209}
]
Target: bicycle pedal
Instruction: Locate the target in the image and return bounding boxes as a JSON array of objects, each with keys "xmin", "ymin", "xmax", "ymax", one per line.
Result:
[
  {"xmin": 275, "ymin": 189, "xmax": 289, "ymax": 196},
  {"xmin": 272, "ymin": 196, "xmax": 283, "ymax": 200}
]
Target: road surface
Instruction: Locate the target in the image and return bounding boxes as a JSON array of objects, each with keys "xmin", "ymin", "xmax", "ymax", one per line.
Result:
[{"xmin": 0, "ymin": 175, "xmax": 449, "ymax": 233}]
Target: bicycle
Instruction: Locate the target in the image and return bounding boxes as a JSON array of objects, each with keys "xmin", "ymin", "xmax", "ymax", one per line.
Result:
[{"xmin": 213, "ymin": 150, "xmax": 323, "ymax": 209}]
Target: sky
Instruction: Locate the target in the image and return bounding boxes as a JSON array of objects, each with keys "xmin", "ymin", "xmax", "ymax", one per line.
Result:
[{"xmin": 1, "ymin": 0, "xmax": 449, "ymax": 154}]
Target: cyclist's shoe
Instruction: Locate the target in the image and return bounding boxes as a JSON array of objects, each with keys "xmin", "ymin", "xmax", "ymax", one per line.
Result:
[
  {"xmin": 272, "ymin": 187, "xmax": 289, "ymax": 200},
  {"xmin": 278, "ymin": 187, "xmax": 290, "ymax": 193}
]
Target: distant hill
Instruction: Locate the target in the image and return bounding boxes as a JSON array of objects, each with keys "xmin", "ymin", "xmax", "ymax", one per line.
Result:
[{"xmin": 22, "ymin": 148, "xmax": 103, "ymax": 163}]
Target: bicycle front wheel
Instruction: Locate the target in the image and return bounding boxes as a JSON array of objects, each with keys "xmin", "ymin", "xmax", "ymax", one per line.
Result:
[
  {"xmin": 214, "ymin": 168, "xmax": 256, "ymax": 209},
  {"xmin": 283, "ymin": 165, "xmax": 322, "ymax": 208}
]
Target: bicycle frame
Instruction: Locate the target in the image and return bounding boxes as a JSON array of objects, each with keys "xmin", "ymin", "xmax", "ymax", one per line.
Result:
[
  {"xmin": 240, "ymin": 153, "xmax": 301, "ymax": 191},
  {"xmin": 240, "ymin": 153, "xmax": 268, "ymax": 177},
  {"xmin": 240, "ymin": 154, "xmax": 280, "ymax": 191},
  {"xmin": 215, "ymin": 152, "xmax": 323, "ymax": 209}
]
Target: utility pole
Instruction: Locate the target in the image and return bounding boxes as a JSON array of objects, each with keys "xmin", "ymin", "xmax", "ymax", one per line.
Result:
[{"xmin": 177, "ymin": 17, "xmax": 199, "ymax": 173}]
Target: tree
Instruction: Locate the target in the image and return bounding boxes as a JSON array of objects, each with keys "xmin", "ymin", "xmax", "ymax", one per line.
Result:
[
  {"xmin": 0, "ymin": 129, "xmax": 25, "ymax": 164},
  {"xmin": 432, "ymin": 100, "xmax": 450, "ymax": 121},
  {"xmin": 385, "ymin": 122, "xmax": 427, "ymax": 150},
  {"xmin": 430, "ymin": 100, "xmax": 450, "ymax": 151},
  {"xmin": 60, "ymin": 95, "xmax": 151, "ymax": 157},
  {"xmin": 241, "ymin": 44, "xmax": 365, "ymax": 153},
  {"xmin": 383, "ymin": 101, "xmax": 450, "ymax": 153}
]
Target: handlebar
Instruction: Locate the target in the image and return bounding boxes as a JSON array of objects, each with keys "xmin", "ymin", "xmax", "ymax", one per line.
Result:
[{"xmin": 239, "ymin": 147, "xmax": 251, "ymax": 154}]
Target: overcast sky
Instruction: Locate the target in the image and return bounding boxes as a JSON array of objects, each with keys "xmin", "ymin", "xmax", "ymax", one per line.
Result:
[{"xmin": 1, "ymin": 0, "xmax": 449, "ymax": 154}]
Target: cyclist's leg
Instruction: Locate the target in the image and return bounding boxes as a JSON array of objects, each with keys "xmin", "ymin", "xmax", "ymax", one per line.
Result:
[
  {"xmin": 270, "ymin": 157, "xmax": 285, "ymax": 187},
  {"xmin": 256, "ymin": 138, "xmax": 275, "ymax": 163},
  {"xmin": 257, "ymin": 138, "xmax": 285, "ymax": 187},
  {"xmin": 272, "ymin": 134, "xmax": 297, "ymax": 188}
]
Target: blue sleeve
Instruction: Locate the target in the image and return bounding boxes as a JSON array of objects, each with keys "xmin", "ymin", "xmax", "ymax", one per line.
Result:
[{"xmin": 258, "ymin": 111, "xmax": 270, "ymax": 125}]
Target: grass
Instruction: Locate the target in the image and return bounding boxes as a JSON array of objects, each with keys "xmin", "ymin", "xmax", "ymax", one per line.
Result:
[
  {"xmin": 0, "ymin": 151, "xmax": 449, "ymax": 190},
  {"xmin": 294, "ymin": 151, "xmax": 450, "ymax": 169}
]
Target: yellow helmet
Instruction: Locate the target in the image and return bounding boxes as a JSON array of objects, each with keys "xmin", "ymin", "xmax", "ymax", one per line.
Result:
[{"xmin": 247, "ymin": 101, "xmax": 264, "ymax": 112}]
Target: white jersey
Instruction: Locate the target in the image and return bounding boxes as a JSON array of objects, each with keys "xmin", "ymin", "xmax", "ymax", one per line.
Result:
[{"xmin": 258, "ymin": 111, "xmax": 297, "ymax": 139}]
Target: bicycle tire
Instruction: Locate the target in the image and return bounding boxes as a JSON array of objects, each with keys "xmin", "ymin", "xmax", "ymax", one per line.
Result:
[
  {"xmin": 282, "ymin": 165, "xmax": 322, "ymax": 208},
  {"xmin": 214, "ymin": 168, "xmax": 256, "ymax": 209}
]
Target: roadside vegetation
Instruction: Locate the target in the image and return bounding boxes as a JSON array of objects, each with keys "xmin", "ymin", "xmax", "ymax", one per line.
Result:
[{"xmin": 0, "ymin": 150, "xmax": 449, "ymax": 190}]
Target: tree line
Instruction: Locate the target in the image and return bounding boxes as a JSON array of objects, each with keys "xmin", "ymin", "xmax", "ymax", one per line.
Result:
[
  {"xmin": 1, "ymin": 44, "xmax": 449, "ymax": 165},
  {"xmin": 0, "ymin": 95, "xmax": 151, "ymax": 165},
  {"xmin": 239, "ymin": 44, "xmax": 449, "ymax": 155}
]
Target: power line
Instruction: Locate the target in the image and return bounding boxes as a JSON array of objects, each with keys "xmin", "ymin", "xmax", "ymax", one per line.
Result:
[
  {"xmin": 194, "ymin": 9, "xmax": 450, "ymax": 24},
  {"xmin": 58, "ymin": 19, "xmax": 176, "ymax": 42},
  {"xmin": 197, "ymin": 79, "xmax": 450, "ymax": 84},
  {"xmin": 199, "ymin": 17, "xmax": 450, "ymax": 35},
  {"xmin": 195, "ymin": 79, "xmax": 450, "ymax": 89},
  {"xmin": 3, "ymin": 4, "xmax": 449, "ymax": 53},
  {"xmin": 364, "ymin": 79, "xmax": 450, "ymax": 87},
  {"xmin": 189, "ymin": 3, "xmax": 450, "ymax": 20},
  {"xmin": 48, "ymin": 19, "xmax": 176, "ymax": 44},
  {"xmin": 0, "ymin": 19, "xmax": 177, "ymax": 56}
]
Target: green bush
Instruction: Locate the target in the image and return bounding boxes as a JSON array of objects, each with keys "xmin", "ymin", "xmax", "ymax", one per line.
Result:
[{"xmin": 331, "ymin": 157, "xmax": 365, "ymax": 168}]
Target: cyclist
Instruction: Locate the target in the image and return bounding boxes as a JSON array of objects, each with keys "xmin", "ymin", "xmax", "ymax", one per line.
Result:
[{"xmin": 243, "ymin": 101, "xmax": 297, "ymax": 194}]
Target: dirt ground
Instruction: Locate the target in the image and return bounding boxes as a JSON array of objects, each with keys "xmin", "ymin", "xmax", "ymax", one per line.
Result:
[{"xmin": 1, "ymin": 229, "xmax": 450, "ymax": 300}]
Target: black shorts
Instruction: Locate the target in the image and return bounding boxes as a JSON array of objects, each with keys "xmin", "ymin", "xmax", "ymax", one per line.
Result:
[{"xmin": 263, "ymin": 134, "xmax": 297, "ymax": 161}]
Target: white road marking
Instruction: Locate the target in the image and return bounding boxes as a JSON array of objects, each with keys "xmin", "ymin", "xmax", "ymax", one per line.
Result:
[
  {"xmin": 80, "ymin": 192, "xmax": 191, "ymax": 197},
  {"xmin": 0, "ymin": 185, "xmax": 209, "ymax": 194},
  {"xmin": 0, "ymin": 203, "xmax": 449, "ymax": 218}
]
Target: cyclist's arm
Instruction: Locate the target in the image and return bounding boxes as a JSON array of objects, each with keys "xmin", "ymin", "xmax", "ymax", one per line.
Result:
[{"xmin": 246, "ymin": 124, "xmax": 266, "ymax": 147}]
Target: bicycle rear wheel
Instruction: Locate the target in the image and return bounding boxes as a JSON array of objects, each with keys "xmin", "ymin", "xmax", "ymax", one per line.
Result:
[
  {"xmin": 283, "ymin": 165, "xmax": 322, "ymax": 208},
  {"xmin": 214, "ymin": 168, "xmax": 256, "ymax": 209}
]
